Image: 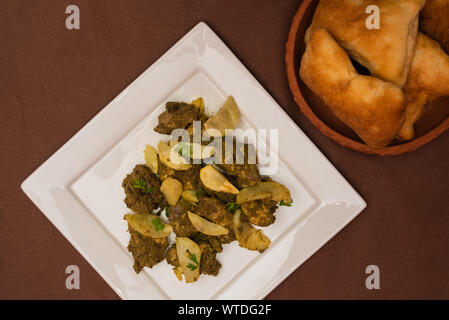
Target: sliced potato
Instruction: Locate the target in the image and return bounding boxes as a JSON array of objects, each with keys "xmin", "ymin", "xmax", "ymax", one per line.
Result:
[
  {"xmin": 176, "ymin": 237, "xmax": 201, "ymax": 283},
  {"xmin": 233, "ymin": 209, "xmax": 270, "ymax": 252},
  {"xmin": 188, "ymin": 211, "xmax": 229, "ymax": 236},
  {"xmin": 191, "ymin": 97, "xmax": 205, "ymax": 114},
  {"xmin": 182, "ymin": 190, "xmax": 199, "ymax": 204},
  {"xmin": 144, "ymin": 145, "xmax": 159, "ymax": 174},
  {"xmin": 124, "ymin": 213, "xmax": 172, "ymax": 238},
  {"xmin": 236, "ymin": 181, "xmax": 292, "ymax": 204},
  {"xmin": 160, "ymin": 177, "xmax": 183, "ymax": 206},
  {"xmin": 204, "ymin": 96, "xmax": 240, "ymax": 137},
  {"xmin": 158, "ymin": 141, "xmax": 191, "ymax": 171},
  {"xmin": 200, "ymin": 165, "xmax": 239, "ymax": 194}
]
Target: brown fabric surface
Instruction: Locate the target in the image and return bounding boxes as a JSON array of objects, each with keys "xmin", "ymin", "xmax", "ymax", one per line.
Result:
[{"xmin": 0, "ymin": 0, "xmax": 448, "ymax": 300}]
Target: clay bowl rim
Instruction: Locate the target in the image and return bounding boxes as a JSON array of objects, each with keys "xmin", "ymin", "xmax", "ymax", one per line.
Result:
[{"xmin": 285, "ymin": 0, "xmax": 449, "ymax": 156}]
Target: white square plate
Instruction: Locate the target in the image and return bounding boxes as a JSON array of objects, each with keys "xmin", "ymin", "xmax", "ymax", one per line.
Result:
[{"xmin": 21, "ymin": 22, "xmax": 366, "ymax": 300}]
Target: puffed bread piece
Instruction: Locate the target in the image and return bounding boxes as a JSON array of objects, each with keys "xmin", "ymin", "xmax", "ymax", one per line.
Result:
[{"xmin": 300, "ymin": 29, "xmax": 405, "ymax": 149}]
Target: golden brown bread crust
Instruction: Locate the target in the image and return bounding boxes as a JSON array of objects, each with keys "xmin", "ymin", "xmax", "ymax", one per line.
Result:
[
  {"xmin": 300, "ymin": 29, "xmax": 405, "ymax": 149},
  {"xmin": 306, "ymin": 0, "xmax": 425, "ymax": 87},
  {"xmin": 397, "ymin": 32, "xmax": 449, "ymax": 140},
  {"xmin": 420, "ymin": 0, "xmax": 449, "ymax": 54}
]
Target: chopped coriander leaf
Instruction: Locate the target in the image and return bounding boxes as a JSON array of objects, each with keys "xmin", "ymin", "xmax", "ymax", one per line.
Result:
[
  {"xmin": 189, "ymin": 253, "xmax": 199, "ymax": 266},
  {"xmin": 186, "ymin": 263, "xmax": 198, "ymax": 271},
  {"xmin": 176, "ymin": 147, "xmax": 183, "ymax": 156},
  {"xmin": 164, "ymin": 207, "xmax": 169, "ymax": 217},
  {"xmin": 279, "ymin": 200, "xmax": 293, "ymax": 207},
  {"xmin": 151, "ymin": 217, "xmax": 165, "ymax": 231},
  {"xmin": 133, "ymin": 178, "xmax": 154, "ymax": 194},
  {"xmin": 132, "ymin": 178, "xmax": 146, "ymax": 189},
  {"xmin": 226, "ymin": 202, "xmax": 241, "ymax": 212}
]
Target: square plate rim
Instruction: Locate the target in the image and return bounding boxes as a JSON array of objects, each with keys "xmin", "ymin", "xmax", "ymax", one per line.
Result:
[{"xmin": 21, "ymin": 21, "xmax": 366, "ymax": 300}]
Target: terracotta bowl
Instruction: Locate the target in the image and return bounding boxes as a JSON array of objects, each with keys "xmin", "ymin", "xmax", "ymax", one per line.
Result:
[{"xmin": 285, "ymin": 0, "xmax": 449, "ymax": 155}]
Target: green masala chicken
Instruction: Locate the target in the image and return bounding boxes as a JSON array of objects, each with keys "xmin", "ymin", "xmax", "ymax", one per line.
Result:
[
  {"xmin": 121, "ymin": 96, "xmax": 292, "ymax": 283},
  {"xmin": 122, "ymin": 164, "xmax": 166, "ymax": 215}
]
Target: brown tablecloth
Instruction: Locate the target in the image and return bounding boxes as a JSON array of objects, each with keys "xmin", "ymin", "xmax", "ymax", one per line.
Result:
[{"xmin": 1, "ymin": 0, "xmax": 448, "ymax": 300}]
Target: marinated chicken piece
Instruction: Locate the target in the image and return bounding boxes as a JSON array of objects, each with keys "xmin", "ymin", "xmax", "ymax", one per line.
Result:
[
  {"xmin": 217, "ymin": 140, "xmax": 260, "ymax": 188},
  {"xmin": 170, "ymin": 212, "xmax": 197, "ymax": 238},
  {"xmin": 217, "ymin": 231, "xmax": 235, "ymax": 245},
  {"xmin": 193, "ymin": 234, "xmax": 224, "ymax": 253},
  {"xmin": 194, "ymin": 187, "xmax": 207, "ymax": 200},
  {"xmin": 196, "ymin": 197, "xmax": 235, "ymax": 244},
  {"xmin": 241, "ymin": 199, "xmax": 278, "ymax": 227},
  {"xmin": 159, "ymin": 162, "xmax": 200, "ymax": 190},
  {"xmin": 122, "ymin": 164, "xmax": 166, "ymax": 214},
  {"xmin": 168, "ymin": 199, "xmax": 197, "ymax": 237},
  {"xmin": 127, "ymin": 228, "xmax": 168, "ymax": 273},
  {"xmin": 192, "ymin": 226, "xmax": 235, "ymax": 250},
  {"xmin": 198, "ymin": 242, "xmax": 221, "ymax": 276},
  {"xmin": 154, "ymin": 102, "xmax": 200, "ymax": 135},
  {"xmin": 196, "ymin": 197, "xmax": 233, "ymax": 227},
  {"xmin": 222, "ymin": 163, "xmax": 260, "ymax": 189}
]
